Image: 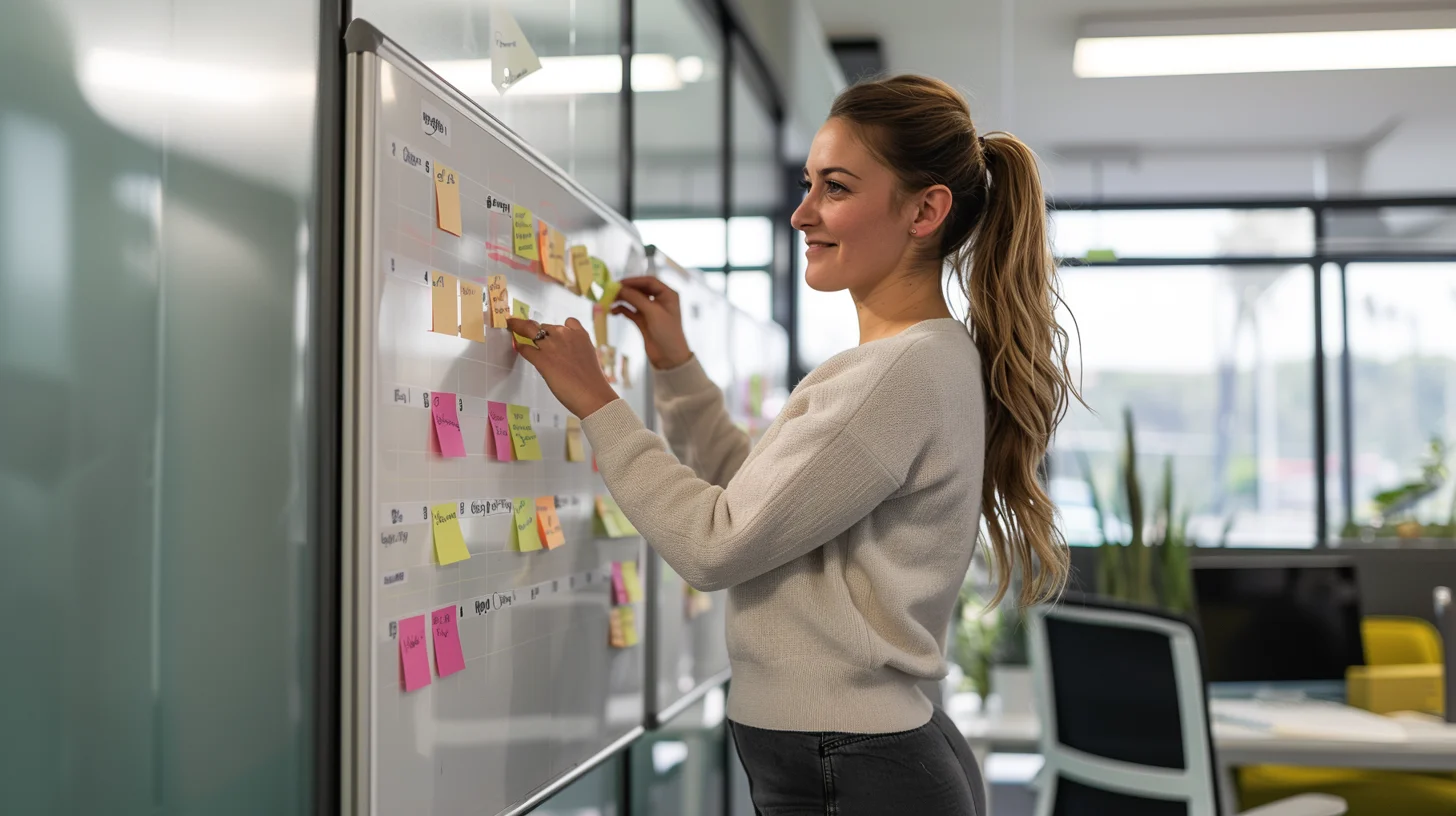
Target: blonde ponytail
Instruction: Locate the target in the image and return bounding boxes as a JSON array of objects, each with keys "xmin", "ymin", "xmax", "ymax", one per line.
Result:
[{"xmin": 830, "ymin": 76, "xmax": 1081, "ymax": 608}]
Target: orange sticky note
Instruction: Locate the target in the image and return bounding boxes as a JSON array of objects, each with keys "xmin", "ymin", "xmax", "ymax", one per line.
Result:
[
  {"xmin": 513, "ymin": 207, "xmax": 538, "ymax": 259},
  {"xmin": 459, "ymin": 279, "xmax": 485, "ymax": 341},
  {"xmin": 513, "ymin": 497, "xmax": 541, "ymax": 552},
  {"xmin": 536, "ymin": 220, "xmax": 551, "ymax": 274},
  {"xmin": 593, "ymin": 304, "xmax": 608, "ymax": 347},
  {"xmin": 434, "ymin": 163, "xmax": 462, "ymax": 237},
  {"xmin": 487, "ymin": 274, "xmax": 510, "ymax": 329},
  {"xmin": 431, "ymin": 272, "xmax": 458, "ymax": 335},
  {"xmin": 608, "ymin": 608, "xmax": 626, "ymax": 648},
  {"xmin": 511, "ymin": 299, "xmax": 535, "ymax": 347},
  {"xmin": 570, "ymin": 246, "xmax": 593, "ymax": 296},
  {"xmin": 535, "ymin": 497, "xmax": 565, "ymax": 549}
]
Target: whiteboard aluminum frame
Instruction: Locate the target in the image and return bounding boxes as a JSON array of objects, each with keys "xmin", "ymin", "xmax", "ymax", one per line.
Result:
[{"xmin": 341, "ymin": 19, "xmax": 646, "ymax": 816}]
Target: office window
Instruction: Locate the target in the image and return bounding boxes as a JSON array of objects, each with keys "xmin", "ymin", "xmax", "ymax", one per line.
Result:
[
  {"xmin": 1050, "ymin": 266, "xmax": 1317, "ymax": 548},
  {"xmin": 728, "ymin": 38, "xmax": 778, "ymax": 326},
  {"xmin": 1342, "ymin": 263, "xmax": 1456, "ymax": 534},
  {"xmin": 1323, "ymin": 206, "xmax": 1456, "ymax": 256},
  {"xmin": 634, "ymin": 0, "xmax": 721, "ymax": 219},
  {"xmin": 355, "ymin": 0, "xmax": 625, "ymax": 210},
  {"xmin": 1052, "ymin": 208, "xmax": 1315, "ymax": 260}
]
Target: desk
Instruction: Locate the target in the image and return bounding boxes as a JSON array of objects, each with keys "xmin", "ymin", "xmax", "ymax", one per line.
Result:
[{"xmin": 955, "ymin": 701, "xmax": 1456, "ymax": 815}]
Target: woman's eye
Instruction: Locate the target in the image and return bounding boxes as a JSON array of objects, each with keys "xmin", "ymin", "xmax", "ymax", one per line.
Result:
[
  {"xmin": 825, "ymin": 181, "xmax": 846, "ymax": 194},
  {"xmin": 797, "ymin": 178, "xmax": 812, "ymax": 192}
]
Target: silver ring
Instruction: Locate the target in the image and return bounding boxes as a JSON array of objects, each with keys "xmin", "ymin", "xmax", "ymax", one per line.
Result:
[{"xmin": 533, "ymin": 327, "xmax": 549, "ymax": 341}]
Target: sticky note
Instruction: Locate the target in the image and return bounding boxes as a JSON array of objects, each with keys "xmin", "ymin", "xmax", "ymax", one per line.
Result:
[
  {"xmin": 535, "ymin": 497, "xmax": 565, "ymax": 549},
  {"xmin": 487, "ymin": 274, "xmax": 510, "ymax": 329},
  {"xmin": 399, "ymin": 615, "xmax": 432, "ymax": 691},
  {"xmin": 570, "ymin": 246, "xmax": 593, "ymax": 296},
  {"xmin": 599, "ymin": 279, "xmax": 622, "ymax": 307},
  {"xmin": 591, "ymin": 257, "xmax": 610, "ymax": 288},
  {"xmin": 596, "ymin": 495, "xmax": 636, "ymax": 538},
  {"xmin": 507, "ymin": 404, "xmax": 542, "ymax": 460},
  {"xmin": 620, "ymin": 606, "xmax": 640, "ymax": 647},
  {"xmin": 621, "ymin": 354, "xmax": 632, "ymax": 388},
  {"xmin": 459, "ymin": 279, "xmax": 485, "ymax": 341},
  {"xmin": 548, "ymin": 227, "xmax": 568, "ymax": 284},
  {"xmin": 513, "ymin": 497, "xmax": 541, "ymax": 552},
  {"xmin": 565, "ymin": 416, "xmax": 585, "ymax": 462},
  {"xmin": 490, "ymin": 3, "xmax": 542, "ymax": 95},
  {"xmin": 611, "ymin": 562, "xmax": 629, "ymax": 605},
  {"xmin": 608, "ymin": 608, "xmax": 626, "ymax": 648},
  {"xmin": 511, "ymin": 298, "xmax": 535, "ymax": 347},
  {"xmin": 513, "ymin": 207, "xmax": 538, "ymax": 259},
  {"xmin": 620, "ymin": 561, "xmax": 644, "ymax": 603},
  {"xmin": 430, "ymin": 391, "xmax": 467, "ymax": 458},
  {"xmin": 599, "ymin": 345, "xmax": 617, "ymax": 384},
  {"xmin": 431, "ymin": 502, "xmax": 471, "ymax": 565},
  {"xmin": 487, "ymin": 401, "xmax": 513, "ymax": 461},
  {"xmin": 593, "ymin": 304, "xmax": 608, "ymax": 347},
  {"xmin": 434, "ymin": 163, "xmax": 462, "ymax": 237},
  {"xmin": 431, "ymin": 272, "xmax": 458, "ymax": 335},
  {"xmin": 431, "ymin": 606, "xmax": 466, "ymax": 677}
]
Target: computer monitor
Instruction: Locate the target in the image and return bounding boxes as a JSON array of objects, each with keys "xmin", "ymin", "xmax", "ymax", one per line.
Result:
[{"xmin": 1192, "ymin": 556, "xmax": 1365, "ymax": 698}]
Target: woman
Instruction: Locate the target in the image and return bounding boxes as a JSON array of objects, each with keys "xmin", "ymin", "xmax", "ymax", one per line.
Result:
[{"xmin": 507, "ymin": 74, "xmax": 1078, "ymax": 815}]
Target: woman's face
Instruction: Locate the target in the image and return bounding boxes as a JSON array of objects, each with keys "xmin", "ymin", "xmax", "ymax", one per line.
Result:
[{"xmin": 792, "ymin": 118, "xmax": 916, "ymax": 294}]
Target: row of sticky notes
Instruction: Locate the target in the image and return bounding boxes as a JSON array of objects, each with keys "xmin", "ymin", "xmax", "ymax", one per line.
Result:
[
  {"xmin": 399, "ymin": 606, "xmax": 467, "ymax": 691},
  {"xmin": 511, "ymin": 496, "xmax": 567, "ymax": 552},
  {"xmin": 429, "ymin": 271, "xmax": 521, "ymax": 339},
  {"xmin": 595, "ymin": 495, "xmax": 636, "ymax": 539},
  {"xmin": 610, "ymin": 560, "xmax": 645, "ymax": 605},
  {"xmin": 430, "ymin": 392, "xmax": 567, "ymax": 463},
  {"xmin": 608, "ymin": 606, "xmax": 640, "ymax": 649}
]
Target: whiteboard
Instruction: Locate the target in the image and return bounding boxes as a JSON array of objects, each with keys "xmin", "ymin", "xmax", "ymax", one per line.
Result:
[{"xmin": 342, "ymin": 21, "xmax": 649, "ymax": 816}]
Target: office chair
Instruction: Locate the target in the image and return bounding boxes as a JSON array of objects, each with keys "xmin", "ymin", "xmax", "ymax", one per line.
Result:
[{"xmin": 1026, "ymin": 596, "xmax": 1347, "ymax": 816}]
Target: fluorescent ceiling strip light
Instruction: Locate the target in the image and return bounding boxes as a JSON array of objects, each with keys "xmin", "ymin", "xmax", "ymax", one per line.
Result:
[
  {"xmin": 1074, "ymin": 28, "xmax": 1456, "ymax": 78},
  {"xmin": 431, "ymin": 53, "xmax": 691, "ymax": 97}
]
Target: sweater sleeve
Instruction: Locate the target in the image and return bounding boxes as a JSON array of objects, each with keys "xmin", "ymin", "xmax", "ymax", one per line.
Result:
[
  {"xmin": 581, "ymin": 395, "xmax": 902, "ymax": 592},
  {"xmin": 651, "ymin": 357, "xmax": 751, "ymax": 488}
]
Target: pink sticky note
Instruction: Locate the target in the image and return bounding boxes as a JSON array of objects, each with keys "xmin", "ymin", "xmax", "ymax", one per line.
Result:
[
  {"xmin": 487, "ymin": 401, "xmax": 513, "ymax": 462},
  {"xmin": 431, "ymin": 605, "xmax": 466, "ymax": 677},
  {"xmin": 431, "ymin": 391, "xmax": 467, "ymax": 458},
  {"xmin": 611, "ymin": 562, "xmax": 629, "ymax": 606},
  {"xmin": 398, "ymin": 615, "xmax": 432, "ymax": 692}
]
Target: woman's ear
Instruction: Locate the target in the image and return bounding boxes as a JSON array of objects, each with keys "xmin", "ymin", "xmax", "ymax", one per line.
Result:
[{"xmin": 909, "ymin": 184, "xmax": 953, "ymax": 239}]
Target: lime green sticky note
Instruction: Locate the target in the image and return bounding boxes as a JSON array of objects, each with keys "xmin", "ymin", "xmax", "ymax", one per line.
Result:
[
  {"xmin": 599, "ymin": 279, "xmax": 622, "ymax": 307},
  {"xmin": 511, "ymin": 298, "xmax": 535, "ymax": 347},
  {"xmin": 1084, "ymin": 248, "xmax": 1118, "ymax": 262},
  {"xmin": 431, "ymin": 502, "xmax": 471, "ymax": 565},
  {"xmin": 513, "ymin": 497, "xmax": 541, "ymax": 552},
  {"xmin": 507, "ymin": 403, "xmax": 543, "ymax": 460}
]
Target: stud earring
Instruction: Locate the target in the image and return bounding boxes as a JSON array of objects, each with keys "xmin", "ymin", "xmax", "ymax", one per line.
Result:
[{"xmin": 910, "ymin": 228, "xmax": 918, "ymax": 236}]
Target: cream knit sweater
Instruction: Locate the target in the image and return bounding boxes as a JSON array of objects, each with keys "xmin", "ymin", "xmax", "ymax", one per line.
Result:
[{"xmin": 581, "ymin": 318, "xmax": 985, "ymax": 733}]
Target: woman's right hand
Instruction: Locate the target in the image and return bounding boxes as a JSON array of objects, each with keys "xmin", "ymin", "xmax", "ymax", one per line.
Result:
[{"xmin": 612, "ymin": 277, "xmax": 694, "ymax": 370}]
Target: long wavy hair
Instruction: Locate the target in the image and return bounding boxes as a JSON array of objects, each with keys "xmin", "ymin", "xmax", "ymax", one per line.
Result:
[{"xmin": 830, "ymin": 75, "xmax": 1081, "ymax": 607}]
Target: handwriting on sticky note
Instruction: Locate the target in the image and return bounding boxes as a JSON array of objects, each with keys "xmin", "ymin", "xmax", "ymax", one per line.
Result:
[
  {"xmin": 620, "ymin": 606, "xmax": 640, "ymax": 647},
  {"xmin": 513, "ymin": 207, "xmax": 538, "ymax": 259},
  {"xmin": 431, "ymin": 606, "xmax": 466, "ymax": 677},
  {"xmin": 620, "ymin": 561, "xmax": 644, "ymax": 603},
  {"xmin": 459, "ymin": 280, "xmax": 485, "ymax": 341},
  {"xmin": 507, "ymin": 404, "xmax": 542, "ymax": 460},
  {"xmin": 570, "ymin": 246, "xmax": 593, "ymax": 296},
  {"xmin": 487, "ymin": 274, "xmax": 510, "ymax": 329},
  {"xmin": 399, "ymin": 615, "xmax": 432, "ymax": 691},
  {"xmin": 511, "ymin": 298, "xmax": 535, "ymax": 347},
  {"xmin": 487, "ymin": 401, "xmax": 513, "ymax": 461},
  {"xmin": 565, "ymin": 416, "xmax": 585, "ymax": 462},
  {"xmin": 593, "ymin": 304, "xmax": 608, "ymax": 347},
  {"xmin": 431, "ymin": 272, "xmax": 458, "ymax": 335},
  {"xmin": 434, "ymin": 163, "xmax": 462, "ymax": 237},
  {"xmin": 513, "ymin": 497, "xmax": 541, "ymax": 552},
  {"xmin": 431, "ymin": 502, "xmax": 471, "ymax": 565},
  {"xmin": 608, "ymin": 608, "xmax": 626, "ymax": 648},
  {"xmin": 535, "ymin": 497, "xmax": 565, "ymax": 549},
  {"xmin": 611, "ymin": 562, "xmax": 628, "ymax": 605},
  {"xmin": 548, "ymin": 227, "xmax": 568, "ymax": 284},
  {"xmin": 430, "ymin": 391, "xmax": 467, "ymax": 458}
]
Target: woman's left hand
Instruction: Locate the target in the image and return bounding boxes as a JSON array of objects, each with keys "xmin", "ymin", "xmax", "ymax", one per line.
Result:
[{"xmin": 505, "ymin": 316, "xmax": 620, "ymax": 419}]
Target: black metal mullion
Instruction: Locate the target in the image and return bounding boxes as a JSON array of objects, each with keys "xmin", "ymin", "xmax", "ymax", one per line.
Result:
[
  {"xmin": 1339, "ymin": 261, "xmax": 1354, "ymax": 532},
  {"xmin": 721, "ymin": 12, "xmax": 733, "ymax": 289},
  {"xmin": 1313, "ymin": 209, "xmax": 1329, "ymax": 546},
  {"xmin": 620, "ymin": 0, "xmax": 635, "ymax": 219}
]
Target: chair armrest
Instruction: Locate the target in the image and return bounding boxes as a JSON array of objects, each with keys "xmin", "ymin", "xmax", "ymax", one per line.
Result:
[{"xmin": 1239, "ymin": 793, "xmax": 1347, "ymax": 816}]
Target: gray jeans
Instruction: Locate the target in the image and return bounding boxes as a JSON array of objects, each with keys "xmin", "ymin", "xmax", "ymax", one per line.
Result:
[{"xmin": 729, "ymin": 708, "xmax": 985, "ymax": 816}]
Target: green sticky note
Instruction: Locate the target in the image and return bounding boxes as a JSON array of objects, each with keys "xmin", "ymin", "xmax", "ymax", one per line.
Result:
[
  {"xmin": 507, "ymin": 404, "xmax": 542, "ymax": 460},
  {"xmin": 513, "ymin": 497, "xmax": 541, "ymax": 552},
  {"xmin": 1084, "ymin": 248, "xmax": 1118, "ymax": 262}
]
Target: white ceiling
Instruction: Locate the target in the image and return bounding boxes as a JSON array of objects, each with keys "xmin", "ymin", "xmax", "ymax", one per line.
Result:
[{"xmin": 806, "ymin": 0, "xmax": 1456, "ymax": 199}]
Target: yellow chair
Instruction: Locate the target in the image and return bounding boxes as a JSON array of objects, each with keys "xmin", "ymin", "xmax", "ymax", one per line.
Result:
[{"xmin": 1236, "ymin": 617, "xmax": 1456, "ymax": 815}]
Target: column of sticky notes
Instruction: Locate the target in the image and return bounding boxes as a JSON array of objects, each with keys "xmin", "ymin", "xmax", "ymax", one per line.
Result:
[{"xmin": 608, "ymin": 560, "xmax": 644, "ymax": 648}]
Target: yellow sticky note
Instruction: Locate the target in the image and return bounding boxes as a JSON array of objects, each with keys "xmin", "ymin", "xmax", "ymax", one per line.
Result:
[
  {"xmin": 512, "ymin": 497, "xmax": 541, "ymax": 552},
  {"xmin": 599, "ymin": 345, "xmax": 617, "ymax": 384},
  {"xmin": 431, "ymin": 272, "xmax": 458, "ymax": 335},
  {"xmin": 535, "ymin": 497, "xmax": 566, "ymax": 549},
  {"xmin": 620, "ymin": 606, "xmax": 640, "ymax": 647},
  {"xmin": 511, "ymin": 298, "xmax": 535, "ymax": 347},
  {"xmin": 459, "ymin": 279, "xmax": 485, "ymax": 341},
  {"xmin": 487, "ymin": 274, "xmax": 510, "ymax": 329},
  {"xmin": 620, "ymin": 561, "xmax": 644, "ymax": 603},
  {"xmin": 513, "ymin": 207, "xmax": 538, "ymax": 259},
  {"xmin": 608, "ymin": 608, "xmax": 626, "ymax": 648},
  {"xmin": 507, "ymin": 403, "xmax": 542, "ymax": 460},
  {"xmin": 595, "ymin": 495, "xmax": 635, "ymax": 538},
  {"xmin": 570, "ymin": 246, "xmax": 593, "ymax": 296},
  {"xmin": 430, "ymin": 502, "xmax": 471, "ymax": 565},
  {"xmin": 621, "ymin": 354, "xmax": 632, "ymax": 388},
  {"xmin": 548, "ymin": 227, "xmax": 568, "ymax": 284},
  {"xmin": 593, "ymin": 304, "xmax": 608, "ymax": 347},
  {"xmin": 565, "ymin": 416, "xmax": 586, "ymax": 462},
  {"xmin": 434, "ymin": 163, "xmax": 462, "ymax": 237}
]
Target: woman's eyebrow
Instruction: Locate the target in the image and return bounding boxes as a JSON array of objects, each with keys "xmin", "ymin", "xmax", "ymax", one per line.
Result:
[{"xmin": 802, "ymin": 166, "xmax": 862, "ymax": 180}]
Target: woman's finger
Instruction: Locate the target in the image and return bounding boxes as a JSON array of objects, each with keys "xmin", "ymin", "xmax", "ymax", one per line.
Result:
[
  {"xmin": 505, "ymin": 316, "xmax": 540, "ymax": 337},
  {"xmin": 618, "ymin": 276, "xmax": 677, "ymax": 302},
  {"xmin": 612, "ymin": 304, "xmax": 648, "ymax": 333},
  {"xmin": 612, "ymin": 284, "xmax": 658, "ymax": 314}
]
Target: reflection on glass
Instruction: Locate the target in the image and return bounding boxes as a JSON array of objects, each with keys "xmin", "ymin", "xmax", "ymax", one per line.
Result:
[
  {"xmin": 1050, "ymin": 266, "xmax": 1317, "ymax": 547},
  {"xmin": 636, "ymin": 216, "xmax": 772, "ymax": 271},
  {"xmin": 1053, "ymin": 208, "xmax": 1314, "ymax": 259},
  {"xmin": 628, "ymin": 696, "xmax": 728, "ymax": 816},
  {"xmin": 1324, "ymin": 207, "xmax": 1456, "ymax": 255},
  {"xmin": 634, "ymin": 0, "xmax": 721, "ymax": 218},
  {"xmin": 1342, "ymin": 263, "xmax": 1456, "ymax": 537}
]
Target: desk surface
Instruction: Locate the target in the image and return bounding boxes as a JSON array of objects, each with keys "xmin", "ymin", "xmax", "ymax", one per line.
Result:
[{"xmin": 956, "ymin": 701, "xmax": 1456, "ymax": 772}]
